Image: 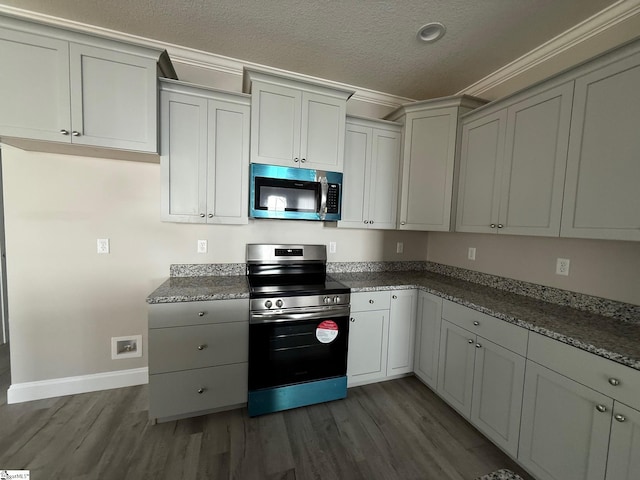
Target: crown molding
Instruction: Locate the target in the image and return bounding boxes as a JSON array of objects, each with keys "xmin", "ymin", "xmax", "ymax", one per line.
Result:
[
  {"xmin": 0, "ymin": 4, "xmax": 414, "ymax": 108},
  {"xmin": 457, "ymin": 0, "xmax": 640, "ymax": 97}
]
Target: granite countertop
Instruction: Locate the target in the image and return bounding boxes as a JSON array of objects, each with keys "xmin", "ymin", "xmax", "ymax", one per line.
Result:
[{"xmin": 147, "ymin": 270, "xmax": 640, "ymax": 371}]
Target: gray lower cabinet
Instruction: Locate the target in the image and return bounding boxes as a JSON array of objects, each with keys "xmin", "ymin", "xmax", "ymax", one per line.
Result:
[
  {"xmin": 148, "ymin": 298, "xmax": 249, "ymax": 422},
  {"xmin": 160, "ymin": 79, "xmax": 250, "ymax": 224},
  {"xmin": 436, "ymin": 301, "xmax": 527, "ymax": 458},
  {"xmin": 387, "ymin": 290, "xmax": 417, "ymax": 375},
  {"xmin": 518, "ymin": 361, "xmax": 612, "ymax": 480},
  {"xmin": 606, "ymin": 402, "xmax": 640, "ymax": 480},
  {"xmin": 413, "ymin": 291, "xmax": 442, "ymax": 390}
]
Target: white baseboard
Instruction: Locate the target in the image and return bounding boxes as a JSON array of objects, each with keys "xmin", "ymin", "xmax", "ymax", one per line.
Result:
[{"xmin": 7, "ymin": 367, "xmax": 148, "ymax": 404}]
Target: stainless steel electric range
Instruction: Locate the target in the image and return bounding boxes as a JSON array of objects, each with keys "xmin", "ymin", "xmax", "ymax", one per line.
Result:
[{"xmin": 246, "ymin": 244, "xmax": 351, "ymax": 416}]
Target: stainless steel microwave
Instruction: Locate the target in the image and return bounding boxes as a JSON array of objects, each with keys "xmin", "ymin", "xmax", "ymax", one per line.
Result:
[{"xmin": 249, "ymin": 163, "xmax": 342, "ymax": 221}]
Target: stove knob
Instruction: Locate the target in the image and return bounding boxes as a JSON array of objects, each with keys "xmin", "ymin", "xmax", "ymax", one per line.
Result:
[
  {"xmin": 275, "ymin": 299, "xmax": 284, "ymax": 308},
  {"xmin": 333, "ymin": 296, "xmax": 341, "ymax": 303},
  {"xmin": 265, "ymin": 300, "xmax": 272, "ymax": 309},
  {"xmin": 323, "ymin": 296, "xmax": 331, "ymax": 304}
]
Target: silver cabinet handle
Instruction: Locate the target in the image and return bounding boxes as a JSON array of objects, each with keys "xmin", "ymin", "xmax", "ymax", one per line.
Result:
[
  {"xmin": 369, "ymin": 299, "xmax": 374, "ymax": 304},
  {"xmin": 197, "ymin": 387, "xmax": 205, "ymax": 394},
  {"xmin": 490, "ymin": 224, "xmax": 496, "ymax": 228},
  {"xmin": 400, "ymin": 221, "xmax": 406, "ymax": 225},
  {"xmin": 370, "ymin": 220, "xmax": 374, "ymax": 224},
  {"xmin": 293, "ymin": 158, "xmax": 299, "ymax": 163},
  {"xmin": 596, "ymin": 404, "xmax": 607, "ymax": 413},
  {"xmin": 72, "ymin": 131, "xmax": 81, "ymax": 136},
  {"xmin": 475, "ymin": 343, "xmax": 482, "ymax": 348},
  {"xmin": 468, "ymin": 339, "xmax": 474, "ymax": 344},
  {"xmin": 197, "ymin": 344, "xmax": 207, "ymax": 351},
  {"xmin": 198, "ymin": 312, "xmax": 205, "ymax": 317},
  {"xmin": 60, "ymin": 129, "xmax": 69, "ymax": 135},
  {"xmin": 350, "ymin": 318, "xmax": 355, "ymax": 322},
  {"xmin": 473, "ymin": 321, "xmax": 480, "ymax": 326},
  {"xmin": 497, "ymin": 224, "xmax": 504, "ymax": 228},
  {"xmin": 609, "ymin": 378, "xmax": 621, "ymax": 386},
  {"xmin": 200, "ymin": 213, "xmax": 205, "ymax": 218},
  {"xmin": 301, "ymin": 158, "xmax": 306, "ymax": 163},
  {"xmin": 614, "ymin": 414, "xmax": 626, "ymax": 422},
  {"xmin": 208, "ymin": 214, "xmax": 213, "ymax": 218},
  {"xmin": 364, "ymin": 220, "xmax": 369, "ymax": 224},
  {"xmin": 392, "ymin": 295, "xmax": 397, "ymax": 299}
]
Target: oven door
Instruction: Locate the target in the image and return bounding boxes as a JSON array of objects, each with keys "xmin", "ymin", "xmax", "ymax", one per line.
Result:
[{"xmin": 248, "ymin": 311, "xmax": 349, "ymax": 391}]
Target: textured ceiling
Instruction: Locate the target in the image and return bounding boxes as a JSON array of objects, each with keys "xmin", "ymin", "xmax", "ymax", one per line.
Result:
[{"xmin": 0, "ymin": 0, "xmax": 622, "ymax": 99}]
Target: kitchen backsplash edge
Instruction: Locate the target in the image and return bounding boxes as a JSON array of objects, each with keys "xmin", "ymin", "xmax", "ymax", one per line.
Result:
[{"xmin": 169, "ymin": 261, "xmax": 639, "ymax": 322}]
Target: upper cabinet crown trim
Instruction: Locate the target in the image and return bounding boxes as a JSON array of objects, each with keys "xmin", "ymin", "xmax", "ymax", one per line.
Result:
[
  {"xmin": 243, "ymin": 67, "xmax": 355, "ymax": 100},
  {"xmin": 160, "ymin": 78, "xmax": 251, "ymax": 105},
  {"xmin": 386, "ymin": 95, "xmax": 488, "ymax": 121}
]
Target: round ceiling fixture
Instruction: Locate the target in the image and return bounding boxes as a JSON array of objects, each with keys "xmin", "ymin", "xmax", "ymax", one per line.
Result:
[{"xmin": 417, "ymin": 22, "xmax": 446, "ymax": 43}]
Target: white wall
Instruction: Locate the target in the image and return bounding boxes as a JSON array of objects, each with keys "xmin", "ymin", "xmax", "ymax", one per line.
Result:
[{"xmin": 2, "ymin": 147, "xmax": 427, "ymax": 383}]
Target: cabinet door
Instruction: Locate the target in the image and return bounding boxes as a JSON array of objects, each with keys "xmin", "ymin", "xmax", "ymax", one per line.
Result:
[
  {"xmin": 456, "ymin": 110, "xmax": 507, "ymax": 234},
  {"xmin": 470, "ymin": 337, "xmax": 525, "ymax": 458},
  {"xmin": 69, "ymin": 43, "xmax": 157, "ymax": 152},
  {"xmin": 387, "ymin": 290, "xmax": 417, "ymax": 375},
  {"xmin": 160, "ymin": 90, "xmax": 208, "ymax": 223},
  {"xmin": 561, "ymin": 52, "xmax": 640, "ymax": 241},
  {"xmin": 398, "ymin": 108, "xmax": 459, "ymax": 231},
  {"xmin": 368, "ymin": 128, "xmax": 401, "ymax": 229},
  {"xmin": 499, "ymin": 83, "xmax": 573, "ymax": 236},
  {"xmin": 606, "ymin": 402, "xmax": 640, "ymax": 480},
  {"xmin": 347, "ymin": 310, "xmax": 389, "ymax": 386},
  {"xmin": 413, "ymin": 291, "xmax": 442, "ymax": 390},
  {"xmin": 518, "ymin": 361, "xmax": 612, "ymax": 480},
  {"xmin": 300, "ymin": 91, "xmax": 346, "ymax": 171},
  {"xmin": 250, "ymin": 81, "xmax": 301, "ymax": 166},
  {"xmin": 0, "ymin": 28, "xmax": 71, "ymax": 142},
  {"xmin": 339, "ymin": 123, "xmax": 371, "ymax": 227},
  {"xmin": 437, "ymin": 319, "xmax": 475, "ymax": 418},
  {"xmin": 206, "ymin": 99, "xmax": 250, "ymax": 224}
]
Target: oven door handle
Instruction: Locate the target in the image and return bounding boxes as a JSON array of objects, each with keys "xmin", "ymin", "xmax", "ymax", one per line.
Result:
[{"xmin": 250, "ymin": 305, "xmax": 350, "ymax": 324}]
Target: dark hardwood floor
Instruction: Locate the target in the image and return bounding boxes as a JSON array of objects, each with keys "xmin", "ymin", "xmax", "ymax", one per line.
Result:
[{"xmin": 0, "ymin": 373, "xmax": 532, "ymax": 480}]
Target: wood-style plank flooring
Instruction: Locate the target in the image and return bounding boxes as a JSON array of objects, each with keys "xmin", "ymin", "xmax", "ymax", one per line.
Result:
[{"xmin": 0, "ymin": 372, "xmax": 532, "ymax": 480}]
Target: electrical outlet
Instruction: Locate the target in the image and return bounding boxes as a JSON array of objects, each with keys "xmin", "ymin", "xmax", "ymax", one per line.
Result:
[
  {"xmin": 97, "ymin": 238, "xmax": 110, "ymax": 254},
  {"xmin": 556, "ymin": 258, "xmax": 570, "ymax": 276},
  {"xmin": 197, "ymin": 240, "xmax": 207, "ymax": 254},
  {"xmin": 396, "ymin": 242, "xmax": 404, "ymax": 254},
  {"xmin": 468, "ymin": 247, "xmax": 476, "ymax": 260},
  {"xmin": 111, "ymin": 335, "xmax": 142, "ymax": 359},
  {"xmin": 329, "ymin": 241, "xmax": 337, "ymax": 254}
]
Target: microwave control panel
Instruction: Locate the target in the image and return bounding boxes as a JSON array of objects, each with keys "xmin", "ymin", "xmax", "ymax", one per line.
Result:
[{"xmin": 327, "ymin": 184, "xmax": 340, "ymax": 213}]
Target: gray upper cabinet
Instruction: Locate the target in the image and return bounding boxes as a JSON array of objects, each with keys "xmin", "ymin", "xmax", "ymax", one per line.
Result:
[
  {"xmin": 0, "ymin": 16, "xmax": 164, "ymax": 153},
  {"xmin": 387, "ymin": 97, "xmax": 486, "ymax": 231},
  {"xmin": 339, "ymin": 116, "xmax": 402, "ymax": 230},
  {"xmin": 160, "ymin": 79, "xmax": 250, "ymax": 224},
  {"xmin": 244, "ymin": 68, "xmax": 353, "ymax": 171},
  {"xmin": 561, "ymin": 50, "xmax": 640, "ymax": 241},
  {"xmin": 456, "ymin": 82, "xmax": 573, "ymax": 236}
]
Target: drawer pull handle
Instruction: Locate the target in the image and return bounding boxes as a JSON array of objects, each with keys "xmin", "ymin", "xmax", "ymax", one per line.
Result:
[
  {"xmin": 198, "ymin": 312, "xmax": 205, "ymax": 317},
  {"xmin": 197, "ymin": 344, "xmax": 207, "ymax": 351},
  {"xmin": 473, "ymin": 321, "xmax": 480, "ymax": 326},
  {"xmin": 614, "ymin": 414, "xmax": 626, "ymax": 422},
  {"xmin": 392, "ymin": 295, "xmax": 397, "ymax": 299},
  {"xmin": 490, "ymin": 224, "xmax": 496, "ymax": 228},
  {"xmin": 596, "ymin": 404, "xmax": 607, "ymax": 413},
  {"xmin": 60, "ymin": 129, "xmax": 69, "ymax": 135},
  {"xmin": 468, "ymin": 339, "xmax": 474, "ymax": 344},
  {"xmin": 608, "ymin": 378, "xmax": 621, "ymax": 386},
  {"xmin": 369, "ymin": 299, "xmax": 374, "ymax": 304},
  {"xmin": 197, "ymin": 387, "xmax": 205, "ymax": 394},
  {"xmin": 475, "ymin": 343, "xmax": 482, "ymax": 349}
]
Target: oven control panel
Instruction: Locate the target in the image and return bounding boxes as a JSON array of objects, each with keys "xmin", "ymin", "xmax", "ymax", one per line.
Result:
[{"xmin": 251, "ymin": 293, "xmax": 351, "ymax": 312}]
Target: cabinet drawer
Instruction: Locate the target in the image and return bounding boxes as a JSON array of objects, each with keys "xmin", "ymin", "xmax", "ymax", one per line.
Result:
[
  {"xmin": 442, "ymin": 300, "xmax": 528, "ymax": 356},
  {"xmin": 149, "ymin": 322, "xmax": 248, "ymax": 374},
  {"xmin": 351, "ymin": 291, "xmax": 391, "ymax": 312},
  {"xmin": 149, "ymin": 363, "xmax": 248, "ymax": 420},
  {"xmin": 149, "ymin": 298, "xmax": 249, "ymax": 328},
  {"xmin": 528, "ymin": 332, "xmax": 640, "ymax": 409}
]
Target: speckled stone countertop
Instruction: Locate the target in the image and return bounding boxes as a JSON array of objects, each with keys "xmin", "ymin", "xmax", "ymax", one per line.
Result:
[
  {"xmin": 147, "ymin": 275, "xmax": 249, "ymax": 303},
  {"xmin": 146, "ymin": 268, "xmax": 640, "ymax": 371},
  {"xmin": 330, "ymin": 270, "xmax": 640, "ymax": 371}
]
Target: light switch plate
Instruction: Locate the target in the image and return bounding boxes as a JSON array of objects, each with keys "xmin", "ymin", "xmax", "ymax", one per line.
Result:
[
  {"xmin": 396, "ymin": 242, "xmax": 404, "ymax": 254},
  {"xmin": 468, "ymin": 247, "xmax": 476, "ymax": 260}
]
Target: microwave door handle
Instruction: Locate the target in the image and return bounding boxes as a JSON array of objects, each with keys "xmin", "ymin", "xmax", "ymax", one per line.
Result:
[{"xmin": 319, "ymin": 177, "xmax": 328, "ymax": 220}]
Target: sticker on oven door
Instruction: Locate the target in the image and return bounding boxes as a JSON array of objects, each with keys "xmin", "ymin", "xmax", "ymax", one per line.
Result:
[{"xmin": 316, "ymin": 320, "xmax": 339, "ymax": 343}]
